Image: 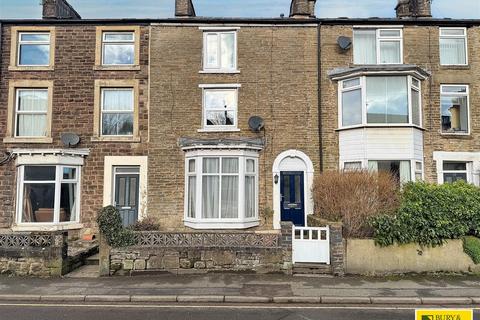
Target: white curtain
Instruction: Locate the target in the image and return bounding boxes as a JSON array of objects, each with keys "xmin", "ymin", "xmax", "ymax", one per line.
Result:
[
  {"xmin": 399, "ymin": 161, "xmax": 411, "ymax": 184},
  {"xmin": 102, "ymin": 89, "xmax": 133, "ymax": 111},
  {"xmin": 206, "ymin": 34, "xmax": 219, "ymax": 67},
  {"xmin": 379, "ymin": 41, "xmax": 401, "ymax": 64},
  {"xmin": 440, "ymin": 38, "xmax": 466, "ymax": 65},
  {"xmin": 354, "ymin": 29, "xmax": 376, "ymax": 64},
  {"xmin": 202, "ymin": 176, "xmax": 219, "ymax": 218},
  {"xmin": 368, "ymin": 161, "xmax": 378, "ymax": 172},
  {"xmin": 188, "ymin": 176, "xmax": 196, "ymax": 218},
  {"xmin": 17, "ymin": 90, "xmax": 48, "ymax": 137},
  {"xmin": 220, "ymin": 158, "xmax": 238, "ymax": 218},
  {"xmin": 220, "ymin": 33, "xmax": 235, "ymax": 69},
  {"xmin": 245, "ymin": 176, "xmax": 255, "ymax": 218}
]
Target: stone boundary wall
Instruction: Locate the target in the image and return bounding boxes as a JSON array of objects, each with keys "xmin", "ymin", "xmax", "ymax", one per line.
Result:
[
  {"xmin": 101, "ymin": 223, "xmax": 294, "ymax": 276},
  {"xmin": 346, "ymin": 239, "xmax": 480, "ymax": 275},
  {"xmin": 0, "ymin": 232, "xmax": 68, "ymax": 277}
]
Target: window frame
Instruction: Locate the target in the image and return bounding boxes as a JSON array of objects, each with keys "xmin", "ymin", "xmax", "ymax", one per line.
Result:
[
  {"xmin": 101, "ymin": 31, "xmax": 136, "ymax": 66},
  {"xmin": 95, "ymin": 26, "xmax": 140, "ymax": 70},
  {"xmin": 16, "ymin": 165, "xmax": 81, "ymax": 226},
  {"xmin": 202, "ymin": 30, "xmax": 238, "ymax": 73},
  {"xmin": 199, "ymin": 84, "xmax": 241, "ymax": 132},
  {"xmin": 14, "ymin": 88, "xmax": 49, "ymax": 138},
  {"xmin": 439, "ymin": 27, "xmax": 468, "ymax": 66},
  {"xmin": 440, "ymin": 84, "xmax": 470, "ymax": 136},
  {"xmin": 442, "ymin": 161, "xmax": 471, "ymax": 184},
  {"xmin": 338, "ymin": 75, "xmax": 422, "ymax": 129},
  {"xmin": 353, "ymin": 28, "xmax": 403, "ymax": 65},
  {"xmin": 9, "ymin": 26, "xmax": 56, "ymax": 71},
  {"xmin": 184, "ymin": 150, "xmax": 259, "ymax": 230},
  {"xmin": 17, "ymin": 32, "xmax": 51, "ymax": 67},
  {"xmin": 100, "ymin": 87, "xmax": 135, "ymax": 137}
]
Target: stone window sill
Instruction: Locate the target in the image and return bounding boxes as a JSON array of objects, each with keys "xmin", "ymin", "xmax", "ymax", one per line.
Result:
[
  {"xmin": 11, "ymin": 223, "xmax": 83, "ymax": 232},
  {"xmin": 3, "ymin": 137, "xmax": 53, "ymax": 144},
  {"xmin": 184, "ymin": 219, "xmax": 260, "ymax": 230},
  {"xmin": 94, "ymin": 65, "xmax": 141, "ymax": 71},
  {"xmin": 91, "ymin": 136, "xmax": 141, "ymax": 143},
  {"xmin": 9, "ymin": 65, "xmax": 55, "ymax": 72},
  {"xmin": 199, "ymin": 70, "xmax": 241, "ymax": 74},
  {"xmin": 197, "ymin": 128, "xmax": 241, "ymax": 133}
]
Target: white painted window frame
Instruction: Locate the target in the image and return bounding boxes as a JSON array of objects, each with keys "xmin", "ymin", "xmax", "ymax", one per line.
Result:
[
  {"xmin": 439, "ymin": 27, "xmax": 468, "ymax": 66},
  {"xmin": 184, "ymin": 149, "xmax": 259, "ymax": 230},
  {"xmin": 433, "ymin": 152, "xmax": 479, "ymax": 186},
  {"xmin": 100, "ymin": 87, "xmax": 135, "ymax": 137},
  {"xmin": 442, "ymin": 161, "xmax": 472, "ymax": 184},
  {"xmin": 101, "ymin": 31, "xmax": 135, "ymax": 66},
  {"xmin": 16, "ymin": 164, "xmax": 81, "ymax": 226},
  {"xmin": 199, "ymin": 85, "xmax": 240, "ymax": 132},
  {"xmin": 353, "ymin": 28, "xmax": 403, "ymax": 65},
  {"xmin": 440, "ymin": 84, "xmax": 470, "ymax": 136},
  {"xmin": 202, "ymin": 30, "xmax": 238, "ymax": 73},
  {"xmin": 338, "ymin": 75, "xmax": 422, "ymax": 130},
  {"xmin": 414, "ymin": 161, "xmax": 424, "ymax": 181},
  {"xmin": 17, "ymin": 32, "xmax": 51, "ymax": 67},
  {"xmin": 14, "ymin": 88, "xmax": 49, "ymax": 138}
]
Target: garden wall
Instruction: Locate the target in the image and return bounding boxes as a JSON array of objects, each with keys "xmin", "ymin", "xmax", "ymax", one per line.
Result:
[
  {"xmin": 100, "ymin": 222, "xmax": 294, "ymax": 276},
  {"xmin": 346, "ymin": 239, "xmax": 480, "ymax": 275}
]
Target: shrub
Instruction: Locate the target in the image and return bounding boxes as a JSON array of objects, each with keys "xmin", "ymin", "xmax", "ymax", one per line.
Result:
[
  {"xmin": 371, "ymin": 181, "xmax": 480, "ymax": 247},
  {"xmin": 463, "ymin": 236, "xmax": 480, "ymax": 265},
  {"xmin": 128, "ymin": 217, "xmax": 161, "ymax": 231},
  {"xmin": 312, "ymin": 170, "xmax": 400, "ymax": 238},
  {"xmin": 97, "ymin": 206, "xmax": 136, "ymax": 247}
]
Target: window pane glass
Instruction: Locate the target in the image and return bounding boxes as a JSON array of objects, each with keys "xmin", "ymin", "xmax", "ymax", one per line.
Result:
[
  {"xmin": 17, "ymin": 114, "xmax": 47, "ymax": 137},
  {"xmin": 205, "ymin": 90, "xmax": 236, "ymax": 109},
  {"xmin": 115, "ymin": 167, "xmax": 140, "ymax": 174},
  {"xmin": 375, "ymin": 160, "xmax": 411, "ymax": 183},
  {"xmin": 188, "ymin": 176, "xmax": 196, "ymax": 218},
  {"xmin": 441, "ymin": 28, "xmax": 465, "ymax": 36},
  {"xmin": 411, "ymin": 89, "xmax": 421, "ymax": 126},
  {"xmin": 245, "ymin": 176, "xmax": 255, "ymax": 218},
  {"xmin": 102, "ymin": 113, "xmax": 134, "ymax": 135},
  {"xmin": 343, "ymin": 78, "xmax": 360, "ymax": 88},
  {"xmin": 353, "ymin": 29, "xmax": 376, "ymax": 64},
  {"xmin": 294, "ymin": 176, "xmax": 302, "ymax": 204},
  {"xmin": 22, "ymin": 183, "xmax": 55, "ymax": 223},
  {"xmin": 416, "ymin": 162, "xmax": 423, "ymax": 171},
  {"xmin": 367, "ymin": 76, "xmax": 408, "ymax": 124},
  {"xmin": 63, "ymin": 167, "xmax": 76, "ymax": 180},
  {"xmin": 444, "ymin": 172, "xmax": 467, "ymax": 183},
  {"xmin": 441, "ymin": 95, "xmax": 468, "ymax": 133},
  {"xmin": 18, "ymin": 89, "xmax": 48, "ymax": 111},
  {"xmin": 443, "ymin": 162, "xmax": 467, "ymax": 171},
  {"xmin": 440, "ymin": 38, "xmax": 466, "ymax": 65},
  {"xmin": 202, "ymin": 176, "xmax": 219, "ymax": 218},
  {"xmin": 379, "ymin": 29, "xmax": 401, "ymax": 37},
  {"xmin": 60, "ymin": 183, "xmax": 77, "ymax": 222},
  {"xmin": 20, "ymin": 33, "xmax": 50, "ymax": 42},
  {"xmin": 221, "ymin": 176, "xmax": 238, "ymax": 218},
  {"xmin": 104, "ymin": 33, "xmax": 134, "ymax": 41},
  {"xmin": 342, "ymin": 89, "xmax": 362, "ymax": 126},
  {"xmin": 344, "ymin": 162, "xmax": 362, "ymax": 171},
  {"xmin": 220, "ymin": 33, "xmax": 235, "ymax": 69},
  {"xmin": 203, "ymin": 158, "xmax": 219, "ymax": 173},
  {"xmin": 206, "ymin": 34, "xmax": 219, "ymax": 67},
  {"xmin": 442, "ymin": 85, "xmax": 467, "ymax": 93},
  {"xmin": 19, "ymin": 44, "xmax": 50, "ymax": 65},
  {"xmin": 246, "ymin": 159, "xmax": 255, "ymax": 173},
  {"xmin": 206, "ymin": 111, "xmax": 235, "ymax": 126},
  {"xmin": 102, "ymin": 89, "xmax": 133, "ymax": 111},
  {"xmin": 379, "ymin": 41, "xmax": 401, "ymax": 64},
  {"xmin": 412, "ymin": 78, "xmax": 420, "ymax": 88},
  {"xmin": 188, "ymin": 159, "xmax": 196, "ymax": 173},
  {"xmin": 24, "ymin": 166, "xmax": 56, "ymax": 181},
  {"xmin": 222, "ymin": 158, "xmax": 239, "ymax": 173},
  {"xmin": 103, "ymin": 44, "xmax": 134, "ymax": 65}
]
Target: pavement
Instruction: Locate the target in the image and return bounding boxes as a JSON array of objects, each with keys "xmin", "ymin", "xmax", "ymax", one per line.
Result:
[{"xmin": 1, "ymin": 273, "xmax": 480, "ymax": 305}]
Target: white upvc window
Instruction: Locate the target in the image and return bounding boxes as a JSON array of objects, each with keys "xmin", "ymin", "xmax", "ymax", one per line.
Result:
[
  {"xmin": 439, "ymin": 28, "xmax": 468, "ymax": 66},
  {"xmin": 200, "ymin": 85, "xmax": 239, "ymax": 131},
  {"xmin": 184, "ymin": 151, "xmax": 259, "ymax": 229},
  {"xmin": 414, "ymin": 161, "xmax": 424, "ymax": 181},
  {"xmin": 338, "ymin": 75, "xmax": 422, "ymax": 129},
  {"xmin": 353, "ymin": 28, "xmax": 403, "ymax": 65},
  {"xmin": 368, "ymin": 160, "xmax": 412, "ymax": 184},
  {"xmin": 442, "ymin": 161, "xmax": 471, "ymax": 184},
  {"xmin": 15, "ymin": 88, "xmax": 48, "ymax": 137},
  {"xmin": 101, "ymin": 88, "xmax": 134, "ymax": 136},
  {"xmin": 102, "ymin": 32, "xmax": 135, "ymax": 66},
  {"xmin": 17, "ymin": 165, "xmax": 81, "ymax": 225},
  {"xmin": 202, "ymin": 30, "xmax": 237, "ymax": 72},
  {"xmin": 17, "ymin": 32, "xmax": 51, "ymax": 66},
  {"xmin": 440, "ymin": 85, "xmax": 469, "ymax": 135},
  {"xmin": 342, "ymin": 161, "xmax": 362, "ymax": 171}
]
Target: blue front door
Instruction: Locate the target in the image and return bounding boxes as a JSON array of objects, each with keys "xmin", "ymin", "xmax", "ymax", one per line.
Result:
[{"xmin": 280, "ymin": 171, "xmax": 305, "ymax": 226}]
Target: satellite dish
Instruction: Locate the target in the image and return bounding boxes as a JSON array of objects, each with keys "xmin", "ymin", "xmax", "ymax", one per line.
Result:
[
  {"xmin": 337, "ymin": 36, "xmax": 352, "ymax": 50},
  {"xmin": 248, "ymin": 116, "xmax": 265, "ymax": 132},
  {"xmin": 61, "ymin": 133, "xmax": 80, "ymax": 147}
]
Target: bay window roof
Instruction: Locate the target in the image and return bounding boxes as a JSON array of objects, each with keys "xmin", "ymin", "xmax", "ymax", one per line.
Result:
[{"xmin": 328, "ymin": 64, "xmax": 430, "ymax": 81}]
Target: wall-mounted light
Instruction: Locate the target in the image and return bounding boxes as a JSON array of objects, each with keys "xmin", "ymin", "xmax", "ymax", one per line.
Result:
[{"xmin": 274, "ymin": 174, "xmax": 279, "ymax": 184}]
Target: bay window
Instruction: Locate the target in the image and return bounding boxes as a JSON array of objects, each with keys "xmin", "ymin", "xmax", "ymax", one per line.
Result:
[
  {"xmin": 185, "ymin": 152, "xmax": 259, "ymax": 229},
  {"xmin": 339, "ymin": 75, "xmax": 422, "ymax": 128},
  {"xmin": 441, "ymin": 85, "xmax": 469, "ymax": 134},
  {"xmin": 440, "ymin": 28, "xmax": 467, "ymax": 66},
  {"xmin": 369, "ymin": 160, "xmax": 412, "ymax": 184},
  {"xmin": 353, "ymin": 28, "xmax": 403, "ymax": 65},
  {"xmin": 17, "ymin": 165, "xmax": 80, "ymax": 225}
]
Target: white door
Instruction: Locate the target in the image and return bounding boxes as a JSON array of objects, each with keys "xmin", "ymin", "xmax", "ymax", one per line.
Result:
[{"xmin": 292, "ymin": 226, "xmax": 330, "ymax": 264}]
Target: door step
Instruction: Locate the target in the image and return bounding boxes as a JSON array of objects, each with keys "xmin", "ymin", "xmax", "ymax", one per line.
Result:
[{"xmin": 293, "ymin": 263, "xmax": 332, "ymax": 275}]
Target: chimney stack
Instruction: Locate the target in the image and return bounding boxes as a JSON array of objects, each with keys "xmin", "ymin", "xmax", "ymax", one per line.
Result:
[
  {"xmin": 175, "ymin": 0, "xmax": 196, "ymax": 18},
  {"xmin": 395, "ymin": 0, "xmax": 432, "ymax": 18},
  {"xmin": 289, "ymin": 0, "xmax": 317, "ymax": 19},
  {"xmin": 42, "ymin": 0, "xmax": 81, "ymax": 19}
]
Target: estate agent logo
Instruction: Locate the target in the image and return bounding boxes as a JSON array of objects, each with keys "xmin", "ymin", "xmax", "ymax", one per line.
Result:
[{"xmin": 416, "ymin": 309, "xmax": 473, "ymax": 320}]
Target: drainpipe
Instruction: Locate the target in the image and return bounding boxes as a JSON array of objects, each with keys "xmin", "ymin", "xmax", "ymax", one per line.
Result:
[{"xmin": 317, "ymin": 22, "xmax": 323, "ymax": 172}]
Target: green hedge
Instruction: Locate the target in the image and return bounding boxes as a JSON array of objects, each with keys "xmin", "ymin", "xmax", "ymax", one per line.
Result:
[
  {"xmin": 463, "ymin": 236, "xmax": 480, "ymax": 264},
  {"xmin": 97, "ymin": 206, "xmax": 136, "ymax": 248},
  {"xmin": 371, "ymin": 181, "xmax": 480, "ymax": 246}
]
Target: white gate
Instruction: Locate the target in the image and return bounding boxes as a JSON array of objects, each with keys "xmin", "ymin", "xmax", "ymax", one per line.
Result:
[{"xmin": 292, "ymin": 226, "xmax": 330, "ymax": 264}]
